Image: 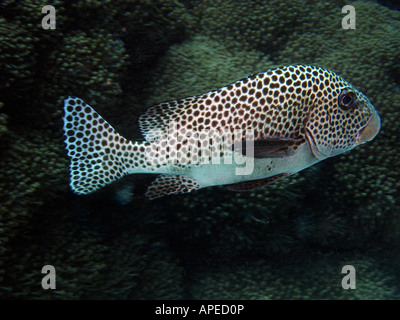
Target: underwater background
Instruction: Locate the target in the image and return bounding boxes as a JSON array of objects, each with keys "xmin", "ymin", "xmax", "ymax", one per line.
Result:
[{"xmin": 1, "ymin": 0, "xmax": 400, "ymax": 299}]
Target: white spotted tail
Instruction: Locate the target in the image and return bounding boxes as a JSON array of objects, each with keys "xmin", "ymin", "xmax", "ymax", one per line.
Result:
[{"xmin": 63, "ymin": 97, "xmax": 201, "ymax": 198}]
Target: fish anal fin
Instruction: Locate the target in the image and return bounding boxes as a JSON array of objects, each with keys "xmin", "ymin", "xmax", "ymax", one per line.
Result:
[
  {"xmin": 234, "ymin": 137, "xmax": 305, "ymax": 158},
  {"xmin": 145, "ymin": 175, "xmax": 201, "ymax": 199},
  {"xmin": 225, "ymin": 173, "xmax": 292, "ymax": 191}
]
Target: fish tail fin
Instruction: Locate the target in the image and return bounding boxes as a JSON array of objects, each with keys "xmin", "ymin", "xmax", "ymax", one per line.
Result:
[{"xmin": 63, "ymin": 97, "xmax": 146, "ymax": 195}]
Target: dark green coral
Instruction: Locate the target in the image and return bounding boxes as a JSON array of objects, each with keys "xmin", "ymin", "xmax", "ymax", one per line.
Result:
[
  {"xmin": 1, "ymin": 0, "xmax": 400, "ymax": 299},
  {"xmin": 189, "ymin": 252, "xmax": 399, "ymax": 299}
]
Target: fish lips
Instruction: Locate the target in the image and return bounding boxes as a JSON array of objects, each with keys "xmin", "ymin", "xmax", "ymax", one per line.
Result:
[{"xmin": 357, "ymin": 111, "xmax": 381, "ymax": 144}]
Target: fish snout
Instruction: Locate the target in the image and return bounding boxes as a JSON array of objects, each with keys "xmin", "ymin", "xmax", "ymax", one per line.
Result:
[{"xmin": 357, "ymin": 111, "xmax": 381, "ymax": 143}]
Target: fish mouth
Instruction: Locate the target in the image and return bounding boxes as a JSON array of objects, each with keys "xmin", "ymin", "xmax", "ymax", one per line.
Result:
[{"xmin": 357, "ymin": 111, "xmax": 381, "ymax": 144}]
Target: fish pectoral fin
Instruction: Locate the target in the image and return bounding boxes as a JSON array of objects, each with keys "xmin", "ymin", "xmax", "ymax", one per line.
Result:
[
  {"xmin": 225, "ymin": 173, "xmax": 292, "ymax": 191},
  {"xmin": 233, "ymin": 137, "xmax": 304, "ymax": 158},
  {"xmin": 145, "ymin": 175, "xmax": 201, "ymax": 199}
]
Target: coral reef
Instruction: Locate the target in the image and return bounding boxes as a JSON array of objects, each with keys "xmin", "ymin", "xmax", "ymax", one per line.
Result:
[
  {"xmin": 187, "ymin": 0, "xmax": 346, "ymax": 54},
  {"xmin": 3, "ymin": 222, "xmax": 109, "ymax": 299},
  {"xmin": 276, "ymin": 0, "xmax": 400, "ymax": 248},
  {"xmin": 0, "ymin": 0, "xmax": 128, "ymax": 297},
  {"xmin": 0, "ymin": 102, "xmax": 8, "ymax": 142},
  {"xmin": 2, "ymin": 207, "xmax": 185, "ymax": 299},
  {"xmin": 44, "ymin": 30, "xmax": 128, "ymax": 110},
  {"xmin": 144, "ymin": 35, "xmax": 273, "ymax": 106},
  {"xmin": 141, "ymin": 0, "xmax": 400, "ymax": 298},
  {"xmin": 0, "ymin": 16, "xmax": 37, "ymax": 94},
  {"xmin": 0, "ymin": 130, "xmax": 68, "ymax": 292},
  {"xmin": 378, "ymin": 0, "xmax": 400, "ymax": 10},
  {"xmin": 102, "ymin": 233, "xmax": 184, "ymax": 300},
  {"xmin": 1, "ymin": 0, "xmax": 400, "ymax": 299},
  {"xmin": 189, "ymin": 252, "xmax": 399, "ymax": 299},
  {"xmin": 69, "ymin": 0, "xmax": 195, "ymax": 67},
  {"xmin": 1, "ymin": 0, "xmax": 129, "ymax": 130},
  {"xmin": 117, "ymin": 0, "xmax": 195, "ymax": 68},
  {"xmin": 147, "ymin": 0, "xmax": 400, "ymax": 254}
]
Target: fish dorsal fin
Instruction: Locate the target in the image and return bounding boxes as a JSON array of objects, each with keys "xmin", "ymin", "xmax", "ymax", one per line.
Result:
[
  {"xmin": 233, "ymin": 137, "xmax": 305, "ymax": 158},
  {"xmin": 225, "ymin": 173, "xmax": 291, "ymax": 191},
  {"xmin": 139, "ymin": 96, "xmax": 201, "ymax": 141},
  {"xmin": 145, "ymin": 174, "xmax": 201, "ymax": 199}
]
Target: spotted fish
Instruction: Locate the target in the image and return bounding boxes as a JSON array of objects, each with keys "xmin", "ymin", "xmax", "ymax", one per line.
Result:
[{"xmin": 63, "ymin": 65, "xmax": 380, "ymax": 199}]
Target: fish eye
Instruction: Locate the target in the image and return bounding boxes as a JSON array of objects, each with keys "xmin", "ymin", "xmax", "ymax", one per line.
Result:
[{"xmin": 338, "ymin": 90, "xmax": 356, "ymax": 111}]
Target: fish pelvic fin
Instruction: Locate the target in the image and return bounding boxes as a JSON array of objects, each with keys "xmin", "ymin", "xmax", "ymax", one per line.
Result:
[{"xmin": 63, "ymin": 97, "xmax": 146, "ymax": 195}]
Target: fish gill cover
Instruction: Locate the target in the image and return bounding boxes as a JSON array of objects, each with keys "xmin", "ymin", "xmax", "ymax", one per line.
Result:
[{"xmin": 0, "ymin": 0, "xmax": 399, "ymax": 299}]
